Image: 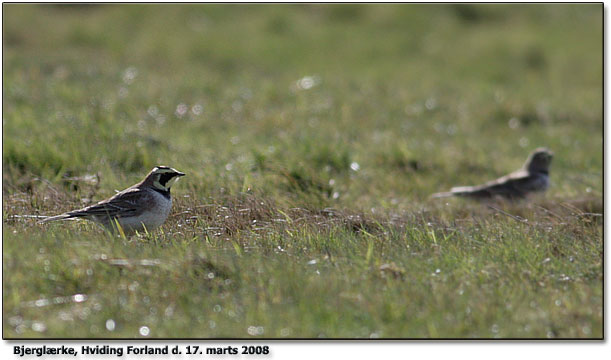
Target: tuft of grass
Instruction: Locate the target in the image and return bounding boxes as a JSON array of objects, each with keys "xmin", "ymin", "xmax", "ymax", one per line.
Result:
[{"xmin": 3, "ymin": 192, "xmax": 602, "ymax": 338}]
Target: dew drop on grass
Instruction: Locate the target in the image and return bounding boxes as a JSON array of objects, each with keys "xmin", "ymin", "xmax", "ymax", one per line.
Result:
[
  {"xmin": 73, "ymin": 294, "xmax": 87, "ymax": 303},
  {"xmin": 59, "ymin": 311, "xmax": 73, "ymax": 321},
  {"xmin": 175, "ymin": 103, "xmax": 188, "ymax": 117},
  {"xmin": 78, "ymin": 307, "xmax": 91, "ymax": 320},
  {"xmin": 192, "ymin": 104, "xmax": 203, "ymax": 115},
  {"xmin": 508, "ymin": 117, "xmax": 519, "ymax": 129},
  {"xmin": 139, "ymin": 326, "xmax": 150, "ymax": 337},
  {"xmin": 8, "ymin": 316, "xmax": 22, "ymax": 326},
  {"xmin": 295, "ymin": 75, "xmax": 320, "ymax": 91},
  {"xmin": 147, "ymin": 105, "xmax": 159, "ymax": 117},
  {"xmin": 425, "ymin": 97, "xmax": 437, "ymax": 110},
  {"xmin": 52, "ymin": 297, "xmax": 65, "ymax": 305},
  {"xmin": 519, "ymin": 137, "xmax": 529, "ymax": 148},
  {"xmin": 32, "ymin": 322, "xmax": 46, "ymax": 332},
  {"xmin": 35, "ymin": 299, "xmax": 49, "ymax": 307},
  {"xmin": 15, "ymin": 324, "xmax": 26, "ymax": 334},
  {"xmin": 247, "ymin": 326, "xmax": 264, "ymax": 336},
  {"xmin": 122, "ymin": 67, "xmax": 138, "ymax": 84}
]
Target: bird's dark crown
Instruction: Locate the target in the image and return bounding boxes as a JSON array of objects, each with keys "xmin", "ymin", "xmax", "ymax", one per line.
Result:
[
  {"xmin": 525, "ymin": 148, "xmax": 553, "ymax": 174},
  {"xmin": 144, "ymin": 166, "xmax": 185, "ymax": 192}
]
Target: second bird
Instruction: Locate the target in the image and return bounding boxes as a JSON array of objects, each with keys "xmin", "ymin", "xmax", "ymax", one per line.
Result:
[{"xmin": 431, "ymin": 148, "xmax": 553, "ymax": 200}]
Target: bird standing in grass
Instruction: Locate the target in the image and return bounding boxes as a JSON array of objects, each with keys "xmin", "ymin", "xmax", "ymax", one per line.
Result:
[
  {"xmin": 41, "ymin": 166, "xmax": 185, "ymax": 234},
  {"xmin": 431, "ymin": 148, "xmax": 553, "ymax": 200}
]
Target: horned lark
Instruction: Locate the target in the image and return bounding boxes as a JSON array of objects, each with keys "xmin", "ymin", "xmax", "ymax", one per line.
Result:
[
  {"xmin": 41, "ymin": 166, "xmax": 185, "ymax": 233},
  {"xmin": 431, "ymin": 148, "xmax": 553, "ymax": 200}
]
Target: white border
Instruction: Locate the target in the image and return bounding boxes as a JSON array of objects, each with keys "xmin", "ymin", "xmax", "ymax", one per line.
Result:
[{"xmin": 1, "ymin": 1, "xmax": 606, "ymax": 359}]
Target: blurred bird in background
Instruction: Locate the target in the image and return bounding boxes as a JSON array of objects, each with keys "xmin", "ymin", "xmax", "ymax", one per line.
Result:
[{"xmin": 431, "ymin": 148, "xmax": 553, "ymax": 201}]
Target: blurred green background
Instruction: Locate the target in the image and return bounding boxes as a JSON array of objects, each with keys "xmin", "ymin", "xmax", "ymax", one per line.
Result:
[{"xmin": 3, "ymin": 4, "xmax": 602, "ymax": 207}]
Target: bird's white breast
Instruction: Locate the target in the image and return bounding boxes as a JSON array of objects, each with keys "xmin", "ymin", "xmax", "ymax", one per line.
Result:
[
  {"xmin": 533, "ymin": 173, "xmax": 550, "ymax": 192},
  {"xmin": 118, "ymin": 191, "xmax": 172, "ymax": 232}
]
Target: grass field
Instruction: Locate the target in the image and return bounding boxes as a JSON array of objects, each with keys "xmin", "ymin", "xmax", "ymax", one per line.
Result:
[{"xmin": 2, "ymin": 4, "xmax": 603, "ymax": 338}]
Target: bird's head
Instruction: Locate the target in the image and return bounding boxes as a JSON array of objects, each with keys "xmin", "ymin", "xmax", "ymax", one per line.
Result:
[
  {"xmin": 525, "ymin": 148, "xmax": 553, "ymax": 174},
  {"xmin": 147, "ymin": 166, "xmax": 185, "ymax": 192}
]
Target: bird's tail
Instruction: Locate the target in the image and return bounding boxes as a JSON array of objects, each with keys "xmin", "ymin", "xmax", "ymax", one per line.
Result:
[
  {"xmin": 430, "ymin": 191, "xmax": 455, "ymax": 199},
  {"xmin": 38, "ymin": 213, "xmax": 73, "ymax": 223},
  {"xmin": 430, "ymin": 186, "xmax": 475, "ymax": 199}
]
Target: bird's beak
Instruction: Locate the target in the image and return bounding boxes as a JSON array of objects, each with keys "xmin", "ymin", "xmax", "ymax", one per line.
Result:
[{"xmin": 176, "ymin": 171, "xmax": 186, "ymax": 177}]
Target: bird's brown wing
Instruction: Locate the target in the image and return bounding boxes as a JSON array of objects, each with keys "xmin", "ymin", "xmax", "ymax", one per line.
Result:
[
  {"xmin": 451, "ymin": 170, "xmax": 535, "ymax": 199},
  {"xmin": 65, "ymin": 187, "xmax": 149, "ymax": 219}
]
